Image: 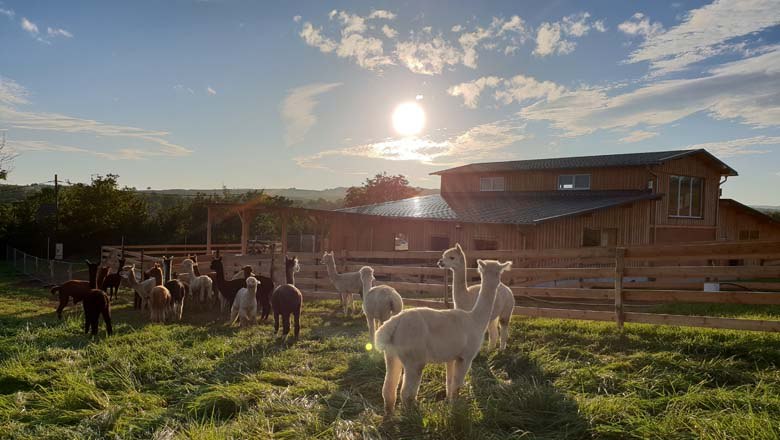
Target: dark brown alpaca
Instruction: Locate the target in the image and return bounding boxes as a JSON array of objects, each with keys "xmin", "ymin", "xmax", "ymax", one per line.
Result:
[
  {"xmin": 162, "ymin": 256, "xmax": 187, "ymax": 320},
  {"xmin": 101, "ymin": 256, "xmax": 126, "ymax": 300},
  {"xmin": 51, "ymin": 260, "xmax": 99, "ymax": 319},
  {"xmin": 209, "ymin": 256, "xmax": 247, "ymax": 312},
  {"xmin": 271, "ymin": 256, "xmax": 302, "ymax": 339},
  {"xmin": 82, "ymin": 289, "xmax": 112, "ymax": 336}
]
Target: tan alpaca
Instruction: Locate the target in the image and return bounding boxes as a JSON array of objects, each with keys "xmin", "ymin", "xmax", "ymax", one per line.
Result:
[
  {"xmin": 229, "ymin": 276, "xmax": 259, "ymax": 327},
  {"xmin": 359, "ymin": 266, "xmax": 403, "ymax": 345},
  {"xmin": 121, "ymin": 265, "xmax": 156, "ymax": 311},
  {"xmin": 375, "ymin": 259, "xmax": 511, "ymax": 415},
  {"xmin": 150, "ymin": 285, "xmax": 171, "ymax": 323},
  {"xmin": 179, "ymin": 259, "xmax": 213, "ymax": 304},
  {"xmin": 322, "ymin": 251, "xmax": 362, "ymax": 315},
  {"xmin": 437, "ymin": 243, "xmax": 515, "ymax": 350}
]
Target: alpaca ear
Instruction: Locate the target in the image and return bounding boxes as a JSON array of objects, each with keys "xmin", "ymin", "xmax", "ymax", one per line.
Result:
[
  {"xmin": 455, "ymin": 243, "xmax": 463, "ymax": 251},
  {"xmin": 500, "ymin": 261, "xmax": 513, "ymax": 271},
  {"xmin": 476, "ymin": 259, "xmax": 486, "ymax": 269}
]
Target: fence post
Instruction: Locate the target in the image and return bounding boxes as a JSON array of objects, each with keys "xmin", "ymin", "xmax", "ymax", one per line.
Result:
[
  {"xmin": 67, "ymin": 263, "xmax": 73, "ymax": 281},
  {"xmin": 614, "ymin": 247, "xmax": 625, "ymax": 329},
  {"xmin": 23, "ymin": 252, "xmax": 27, "ymax": 274}
]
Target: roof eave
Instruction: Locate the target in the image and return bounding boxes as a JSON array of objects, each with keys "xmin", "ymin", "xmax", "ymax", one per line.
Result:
[{"xmin": 532, "ymin": 193, "xmax": 663, "ymax": 224}]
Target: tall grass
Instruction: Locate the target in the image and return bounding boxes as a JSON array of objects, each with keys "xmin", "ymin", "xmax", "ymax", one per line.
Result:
[{"xmin": 1, "ymin": 263, "xmax": 779, "ymax": 439}]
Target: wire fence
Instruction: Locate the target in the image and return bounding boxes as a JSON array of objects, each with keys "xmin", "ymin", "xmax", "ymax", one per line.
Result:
[{"xmin": 5, "ymin": 246, "xmax": 90, "ymax": 285}]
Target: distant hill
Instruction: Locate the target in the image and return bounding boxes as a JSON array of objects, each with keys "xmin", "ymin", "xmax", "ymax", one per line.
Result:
[
  {"xmin": 138, "ymin": 187, "xmax": 438, "ymax": 203},
  {"xmin": 754, "ymin": 205, "xmax": 780, "ymax": 212}
]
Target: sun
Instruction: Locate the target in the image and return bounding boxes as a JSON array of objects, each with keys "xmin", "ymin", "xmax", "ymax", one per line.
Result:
[{"xmin": 392, "ymin": 102, "xmax": 426, "ymax": 136}]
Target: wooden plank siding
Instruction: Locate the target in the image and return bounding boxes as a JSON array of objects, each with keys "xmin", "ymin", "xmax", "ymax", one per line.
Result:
[{"xmin": 718, "ymin": 200, "xmax": 780, "ymax": 242}]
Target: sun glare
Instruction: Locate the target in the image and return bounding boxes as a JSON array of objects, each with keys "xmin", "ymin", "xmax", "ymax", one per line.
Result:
[{"xmin": 392, "ymin": 102, "xmax": 426, "ymax": 136}]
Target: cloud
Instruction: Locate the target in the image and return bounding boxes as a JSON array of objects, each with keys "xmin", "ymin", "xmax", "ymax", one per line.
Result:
[
  {"xmin": 618, "ymin": 130, "xmax": 659, "ymax": 143},
  {"xmin": 173, "ymin": 84, "xmax": 194, "ymax": 94},
  {"xmin": 618, "ymin": 13, "xmax": 663, "ymax": 38},
  {"xmin": 520, "ymin": 47, "xmax": 780, "ymax": 136},
  {"xmin": 448, "ymin": 74, "xmax": 565, "ymax": 108},
  {"xmin": 0, "ymin": 7, "xmax": 14, "ymax": 18},
  {"xmin": 294, "ymin": 119, "xmax": 527, "ymax": 169},
  {"xmin": 206, "ymin": 86, "xmax": 217, "ymax": 96},
  {"xmin": 300, "ymin": 22, "xmax": 338, "ymax": 53},
  {"xmin": 534, "ymin": 12, "xmax": 605, "ymax": 57},
  {"xmin": 280, "ymin": 82, "xmax": 342, "ymax": 146},
  {"xmin": 451, "ymin": 24, "xmax": 463, "ymax": 33},
  {"xmin": 625, "ymin": 0, "xmax": 780, "ymax": 75},
  {"xmin": 47, "ymin": 27, "xmax": 73, "ymax": 38},
  {"xmin": 293, "ymin": 15, "xmax": 301, "ymax": 23},
  {"xmin": 680, "ymin": 135, "xmax": 779, "ymax": 157},
  {"xmin": 396, "ymin": 32, "xmax": 462, "ymax": 75},
  {"xmin": 300, "ymin": 13, "xmax": 392, "ymax": 70},
  {"xmin": 1, "ymin": 77, "xmax": 192, "ymax": 158},
  {"xmin": 368, "ymin": 10, "xmax": 396, "ymax": 20},
  {"xmin": 381, "ymin": 24, "xmax": 397, "ymax": 39},
  {"xmin": 20, "ymin": 17, "xmax": 38, "ymax": 35}
]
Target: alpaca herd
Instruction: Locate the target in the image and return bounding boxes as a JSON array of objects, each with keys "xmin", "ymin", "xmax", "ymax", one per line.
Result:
[{"xmin": 47, "ymin": 243, "xmax": 513, "ymax": 416}]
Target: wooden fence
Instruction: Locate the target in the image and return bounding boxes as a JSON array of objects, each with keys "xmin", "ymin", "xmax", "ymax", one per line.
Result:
[{"xmin": 101, "ymin": 240, "xmax": 780, "ymax": 332}]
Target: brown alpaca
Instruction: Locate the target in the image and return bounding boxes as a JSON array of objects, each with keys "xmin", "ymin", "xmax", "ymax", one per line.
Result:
[
  {"xmin": 271, "ymin": 256, "xmax": 303, "ymax": 339},
  {"xmin": 136, "ymin": 264, "xmax": 163, "ymax": 309},
  {"xmin": 83, "ymin": 289, "xmax": 112, "ymax": 336},
  {"xmin": 149, "ymin": 285, "xmax": 171, "ymax": 323},
  {"xmin": 51, "ymin": 260, "xmax": 99, "ymax": 319},
  {"xmin": 101, "ymin": 256, "xmax": 126, "ymax": 300}
]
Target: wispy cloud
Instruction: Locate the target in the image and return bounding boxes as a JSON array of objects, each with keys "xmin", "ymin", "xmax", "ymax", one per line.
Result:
[
  {"xmin": 280, "ymin": 82, "xmax": 342, "ymax": 146},
  {"xmin": 681, "ymin": 136, "xmax": 779, "ymax": 157},
  {"xmin": 0, "ymin": 77, "xmax": 29, "ymax": 105},
  {"xmin": 206, "ymin": 86, "xmax": 217, "ymax": 96},
  {"xmin": 625, "ymin": 0, "xmax": 780, "ymax": 75},
  {"xmin": 448, "ymin": 74, "xmax": 564, "ymax": 108},
  {"xmin": 47, "ymin": 27, "xmax": 73, "ymax": 38},
  {"xmin": 533, "ymin": 12, "xmax": 606, "ymax": 57},
  {"xmin": 618, "ymin": 130, "xmax": 659, "ymax": 143},
  {"xmin": 20, "ymin": 17, "xmax": 38, "ymax": 35},
  {"xmin": 618, "ymin": 13, "xmax": 663, "ymax": 39},
  {"xmin": 0, "ymin": 7, "xmax": 14, "ymax": 19}
]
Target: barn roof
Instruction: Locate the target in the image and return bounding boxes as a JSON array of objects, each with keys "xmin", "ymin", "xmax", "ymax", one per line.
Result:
[
  {"xmin": 719, "ymin": 199, "xmax": 780, "ymax": 224},
  {"xmin": 336, "ymin": 191, "xmax": 661, "ymax": 225},
  {"xmin": 431, "ymin": 149, "xmax": 738, "ymax": 176}
]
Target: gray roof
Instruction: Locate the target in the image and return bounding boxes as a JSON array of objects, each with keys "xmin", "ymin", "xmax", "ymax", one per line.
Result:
[
  {"xmin": 336, "ymin": 191, "xmax": 661, "ymax": 225},
  {"xmin": 431, "ymin": 149, "xmax": 738, "ymax": 176}
]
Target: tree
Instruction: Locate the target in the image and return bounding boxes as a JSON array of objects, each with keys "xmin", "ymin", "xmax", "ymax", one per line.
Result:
[
  {"xmin": 344, "ymin": 173, "xmax": 420, "ymax": 207},
  {"xmin": 0, "ymin": 131, "xmax": 15, "ymax": 180}
]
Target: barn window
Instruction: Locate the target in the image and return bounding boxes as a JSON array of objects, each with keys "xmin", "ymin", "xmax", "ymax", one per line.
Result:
[
  {"xmin": 430, "ymin": 235, "xmax": 450, "ymax": 251},
  {"xmin": 473, "ymin": 238, "xmax": 499, "ymax": 250},
  {"xmin": 583, "ymin": 228, "xmax": 618, "ymax": 247},
  {"xmin": 394, "ymin": 233, "xmax": 409, "ymax": 251},
  {"xmin": 738, "ymin": 230, "xmax": 759, "ymax": 241},
  {"xmin": 558, "ymin": 174, "xmax": 591, "ymax": 190},
  {"xmin": 479, "ymin": 176, "xmax": 505, "ymax": 192},
  {"xmin": 668, "ymin": 175, "xmax": 704, "ymax": 218}
]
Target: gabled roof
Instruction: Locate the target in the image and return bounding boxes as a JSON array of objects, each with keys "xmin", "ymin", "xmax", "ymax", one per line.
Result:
[
  {"xmin": 719, "ymin": 199, "xmax": 780, "ymax": 224},
  {"xmin": 336, "ymin": 191, "xmax": 661, "ymax": 225},
  {"xmin": 431, "ymin": 149, "xmax": 738, "ymax": 176}
]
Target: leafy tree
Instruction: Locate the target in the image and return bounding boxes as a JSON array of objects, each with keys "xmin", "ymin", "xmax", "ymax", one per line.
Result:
[{"xmin": 344, "ymin": 173, "xmax": 420, "ymax": 207}]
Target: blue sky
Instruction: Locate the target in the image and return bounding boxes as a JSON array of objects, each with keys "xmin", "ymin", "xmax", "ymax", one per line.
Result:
[{"xmin": 1, "ymin": 0, "xmax": 779, "ymax": 204}]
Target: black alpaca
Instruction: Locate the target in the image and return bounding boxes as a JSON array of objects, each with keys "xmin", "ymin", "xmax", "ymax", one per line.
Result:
[
  {"xmin": 209, "ymin": 257, "xmax": 247, "ymax": 312},
  {"xmin": 162, "ymin": 256, "xmax": 187, "ymax": 320},
  {"xmin": 256, "ymin": 261, "xmax": 274, "ymax": 321},
  {"xmin": 101, "ymin": 256, "xmax": 126, "ymax": 300},
  {"xmin": 82, "ymin": 289, "xmax": 112, "ymax": 336},
  {"xmin": 51, "ymin": 260, "xmax": 99, "ymax": 319},
  {"xmin": 271, "ymin": 256, "xmax": 302, "ymax": 339}
]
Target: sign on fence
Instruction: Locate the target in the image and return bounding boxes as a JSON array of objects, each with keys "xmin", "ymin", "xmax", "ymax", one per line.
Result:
[{"xmin": 55, "ymin": 243, "xmax": 63, "ymax": 260}]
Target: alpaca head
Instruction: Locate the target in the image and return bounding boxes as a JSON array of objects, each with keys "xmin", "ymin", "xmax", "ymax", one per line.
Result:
[
  {"xmin": 437, "ymin": 243, "xmax": 466, "ymax": 271},
  {"xmin": 476, "ymin": 259, "xmax": 512, "ymax": 286},
  {"xmin": 245, "ymin": 276, "xmax": 259, "ymax": 291},
  {"xmin": 285, "ymin": 256, "xmax": 300, "ymax": 273},
  {"xmin": 181, "ymin": 258, "xmax": 194, "ymax": 270},
  {"xmin": 209, "ymin": 256, "xmax": 223, "ymax": 272},
  {"xmin": 241, "ymin": 265, "xmax": 254, "ymax": 278},
  {"xmin": 358, "ymin": 266, "xmax": 375, "ymax": 292},
  {"xmin": 120, "ymin": 264, "xmax": 136, "ymax": 279},
  {"xmin": 321, "ymin": 251, "xmax": 335, "ymax": 265}
]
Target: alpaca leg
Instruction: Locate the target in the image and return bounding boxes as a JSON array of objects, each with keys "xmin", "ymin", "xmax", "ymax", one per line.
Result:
[
  {"xmin": 382, "ymin": 353, "xmax": 403, "ymax": 415},
  {"xmin": 84, "ymin": 313, "xmax": 90, "ymax": 334},
  {"xmin": 445, "ymin": 360, "xmax": 455, "ymax": 399},
  {"xmin": 102, "ymin": 304, "xmax": 113, "ymax": 336},
  {"xmin": 250, "ymin": 303, "xmax": 257, "ymax": 326},
  {"xmin": 229, "ymin": 304, "xmax": 239, "ymax": 326},
  {"xmin": 450, "ymin": 358, "xmax": 473, "ymax": 400},
  {"xmin": 400, "ymin": 362, "xmax": 424, "ymax": 405},
  {"xmin": 293, "ymin": 309, "xmax": 300, "ymax": 339},
  {"xmin": 273, "ymin": 311, "xmax": 280, "ymax": 334},
  {"xmin": 499, "ymin": 316, "xmax": 510, "ymax": 350},
  {"xmin": 282, "ymin": 313, "xmax": 291, "ymax": 336},
  {"xmin": 90, "ymin": 312, "xmax": 100, "ymax": 336},
  {"xmin": 366, "ymin": 315, "xmax": 375, "ymax": 344},
  {"xmin": 341, "ymin": 292, "xmax": 349, "ymax": 316},
  {"xmin": 487, "ymin": 318, "xmax": 499, "ymax": 350}
]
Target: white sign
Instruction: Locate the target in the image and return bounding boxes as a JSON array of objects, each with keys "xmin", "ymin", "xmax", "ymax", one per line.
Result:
[{"xmin": 55, "ymin": 243, "xmax": 63, "ymax": 260}]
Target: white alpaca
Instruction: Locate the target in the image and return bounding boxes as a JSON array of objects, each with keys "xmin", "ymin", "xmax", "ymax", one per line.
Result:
[
  {"xmin": 375, "ymin": 259, "xmax": 511, "ymax": 415},
  {"xmin": 179, "ymin": 258, "xmax": 213, "ymax": 304},
  {"xmin": 229, "ymin": 276, "xmax": 258, "ymax": 327},
  {"xmin": 121, "ymin": 265, "xmax": 156, "ymax": 311},
  {"xmin": 359, "ymin": 266, "xmax": 403, "ymax": 345},
  {"xmin": 322, "ymin": 251, "xmax": 362, "ymax": 316},
  {"xmin": 437, "ymin": 243, "xmax": 515, "ymax": 350}
]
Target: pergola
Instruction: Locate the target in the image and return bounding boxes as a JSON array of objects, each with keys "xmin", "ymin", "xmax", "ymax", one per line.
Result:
[{"xmin": 205, "ymin": 202, "xmax": 341, "ymax": 256}]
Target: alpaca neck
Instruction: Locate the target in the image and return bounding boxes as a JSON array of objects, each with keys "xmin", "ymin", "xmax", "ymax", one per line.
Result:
[
  {"xmin": 286, "ymin": 270, "xmax": 295, "ymax": 285},
  {"xmin": 450, "ymin": 262, "xmax": 470, "ymax": 308},
  {"xmin": 214, "ymin": 263, "xmax": 226, "ymax": 284},
  {"xmin": 469, "ymin": 278, "xmax": 500, "ymax": 329},
  {"xmin": 361, "ymin": 276, "xmax": 372, "ymax": 296},
  {"xmin": 127, "ymin": 269, "xmax": 139, "ymax": 288},
  {"xmin": 324, "ymin": 257, "xmax": 338, "ymax": 280}
]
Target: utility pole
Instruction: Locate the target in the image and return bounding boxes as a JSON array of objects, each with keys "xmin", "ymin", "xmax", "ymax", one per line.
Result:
[{"xmin": 54, "ymin": 174, "xmax": 60, "ymax": 259}]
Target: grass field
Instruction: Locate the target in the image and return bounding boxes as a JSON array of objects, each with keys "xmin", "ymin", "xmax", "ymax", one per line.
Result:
[{"xmin": 1, "ymin": 264, "xmax": 780, "ymax": 439}]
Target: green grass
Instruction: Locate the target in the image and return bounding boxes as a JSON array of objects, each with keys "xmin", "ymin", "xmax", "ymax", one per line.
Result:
[{"xmin": 1, "ymin": 263, "xmax": 780, "ymax": 439}]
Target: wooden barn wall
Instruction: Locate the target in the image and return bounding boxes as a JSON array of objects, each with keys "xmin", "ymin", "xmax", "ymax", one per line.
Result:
[
  {"xmin": 652, "ymin": 155, "xmax": 722, "ymax": 228},
  {"xmin": 441, "ymin": 167, "xmax": 652, "ymax": 193},
  {"xmin": 718, "ymin": 202, "xmax": 780, "ymax": 242},
  {"xmin": 534, "ymin": 200, "xmax": 653, "ymax": 249}
]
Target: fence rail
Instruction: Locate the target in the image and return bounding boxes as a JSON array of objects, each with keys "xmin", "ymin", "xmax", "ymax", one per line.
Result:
[
  {"xmin": 5, "ymin": 246, "xmax": 90, "ymax": 285},
  {"xmin": 100, "ymin": 240, "xmax": 780, "ymax": 332}
]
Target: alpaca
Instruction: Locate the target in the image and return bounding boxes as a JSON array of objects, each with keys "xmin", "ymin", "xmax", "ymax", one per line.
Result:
[
  {"xmin": 230, "ymin": 265, "xmax": 253, "ymax": 281},
  {"xmin": 376, "ymin": 259, "xmax": 511, "ymax": 415},
  {"xmin": 149, "ymin": 285, "xmax": 172, "ymax": 323},
  {"xmin": 101, "ymin": 256, "xmax": 126, "ymax": 300},
  {"xmin": 437, "ymin": 243, "xmax": 515, "ymax": 350},
  {"xmin": 82, "ymin": 289, "xmax": 113, "ymax": 336},
  {"xmin": 51, "ymin": 260, "xmax": 99, "ymax": 319},
  {"xmin": 229, "ymin": 263, "xmax": 274, "ymax": 320},
  {"xmin": 229, "ymin": 276, "xmax": 259, "ymax": 327},
  {"xmin": 96, "ymin": 263, "xmax": 109, "ymax": 294},
  {"xmin": 359, "ymin": 266, "xmax": 403, "ymax": 345},
  {"xmin": 271, "ymin": 256, "xmax": 303, "ymax": 339},
  {"xmin": 322, "ymin": 251, "xmax": 362, "ymax": 316},
  {"xmin": 162, "ymin": 256, "xmax": 187, "ymax": 320},
  {"xmin": 180, "ymin": 258, "xmax": 213, "ymax": 305},
  {"xmin": 210, "ymin": 256, "xmax": 248, "ymax": 313},
  {"xmin": 135, "ymin": 264, "xmax": 163, "ymax": 309},
  {"xmin": 121, "ymin": 265, "xmax": 157, "ymax": 311}
]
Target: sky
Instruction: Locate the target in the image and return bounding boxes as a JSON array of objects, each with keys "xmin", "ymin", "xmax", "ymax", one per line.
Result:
[{"xmin": 1, "ymin": 0, "xmax": 780, "ymax": 204}]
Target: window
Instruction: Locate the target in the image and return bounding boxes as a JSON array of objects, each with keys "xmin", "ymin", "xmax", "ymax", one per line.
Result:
[
  {"xmin": 558, "ymin": 174, "xmax": 591, "ymax": 190},
  {"xmin": 479, "ymin": 176, "xmax": 505, "ymax": 192},
  {"xmin": 583, "ymin": 228, "xmax": 618, "ymax": 247},
  {"xmin": 473, "ymin": 238, "xmax": 498, "ymax": 250},
  {"xmin": 668, "ymin": 175, "xmax": 704, "ymax": 218},
  {"xmin": 394, "ymin": 233, "xmax": 409, "ymax": 251},
  {"xmin": 739, "ymin": 230, "xmax": 759, "ymax": 241},
  {"xmin": 430, "ymin": 235, "xmax": 450, "ymax": 251}
]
